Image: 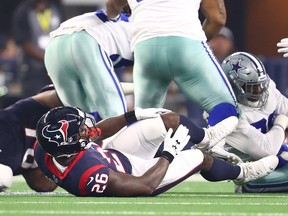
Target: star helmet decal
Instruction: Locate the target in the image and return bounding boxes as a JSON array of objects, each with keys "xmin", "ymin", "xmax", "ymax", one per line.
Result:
[
  {"xmin": 229, "ymin": 58, "xmax": 247, "ymax": 74},
  {"xmin": 42, "ymin": 120, "xmax": 69, "ymax": 146}
]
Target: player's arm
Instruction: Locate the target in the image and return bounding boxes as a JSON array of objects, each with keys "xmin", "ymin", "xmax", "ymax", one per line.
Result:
[
  {"xmin": 200, "ymin": 0, "xmax": 226, "ymax": 41},
  {"xmin": 103, "ymin": 126, "xmax": 190, "ymax": 196},
  {"xmin": 22, "ymin": 168, "xmax": 57, "ymax": 192},
  {"xmin": 95, "ymin": 108, "xmax": 171, "ymax": 140},
  {"xmin": 32, "ymin": 90, "xmax": 62, "ymax": 109},
  {"xmin": 105, "ymin": 158, "xmax": 169, "ymax": 196},
  {"xmin": 226, "ymin": 118, "xmax": 286, "ymax": 160},
  {"xmin": 106, "ymin": 0, "xmax": 128, "ymax": 19}
]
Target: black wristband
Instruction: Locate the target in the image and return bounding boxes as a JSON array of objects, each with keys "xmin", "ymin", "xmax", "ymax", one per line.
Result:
[
  {"xmin": 161, "ymin": 151, "xmax": 174, "ymax": 164},
  {"xmin": 124, "ymin": 110, "xmax": 137, "ymax": 125}
]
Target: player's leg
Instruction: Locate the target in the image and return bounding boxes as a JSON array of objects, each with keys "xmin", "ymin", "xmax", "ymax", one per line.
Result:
[
  {"xmin": 45, "ymin": 31, "xmax": 127, "ymax": 119},
  {"xmin": 103, "ymin": 116, "xmax": 167, "ymax": 160},
  {"xmin": 45, "ymin": 33, "xmax": 88, "ymax": 111},
  {"xmin": 153, "ymin": 149, "xmax": 204, "ymax": 195},
  {"xmin": 72, "ymin": 31, "xmax": 127, "ymax": 118},
  {"xmin": 133, "ymin": 38, "xmax": 172, "ymax": 108},
  {"xmin": 168, "ymin": 37, "xmax": 238, "ymax": 126}
]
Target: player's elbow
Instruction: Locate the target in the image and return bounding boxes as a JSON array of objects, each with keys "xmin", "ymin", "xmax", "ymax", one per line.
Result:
[{"xmin": 28, "ymin": 181, "xmax": 58, "ymax": 192}]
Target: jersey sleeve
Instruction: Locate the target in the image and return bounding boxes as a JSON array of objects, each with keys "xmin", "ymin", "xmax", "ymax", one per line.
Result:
[
  {"xmin": 78, "ymin": 164, "xmax": 110, "ymax": 196},
  {"xmin": 226, "ymin": 119, "xmax": 285, "ymax": 160}
]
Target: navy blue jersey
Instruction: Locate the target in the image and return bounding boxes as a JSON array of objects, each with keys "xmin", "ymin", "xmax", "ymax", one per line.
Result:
[
  {"xmin": 34, "ymin": 143, "xmax": 132, "ymax": 196},
  {"xmin": 0, "ymin": 98, "xmax": 50, "ymax": 175}
]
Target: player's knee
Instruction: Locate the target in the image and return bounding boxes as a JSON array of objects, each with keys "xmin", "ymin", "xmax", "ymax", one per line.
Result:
[
  {"xmin": 201, "ymin": 152, "xmax": 214, "ymax": 172},
  {"xmin": 208, "ymin": 102, "xmax": 239, "ymax": 126},
  {"xmin": 161, "ymin": 112, "xmax": 180, "ymax": 131}
]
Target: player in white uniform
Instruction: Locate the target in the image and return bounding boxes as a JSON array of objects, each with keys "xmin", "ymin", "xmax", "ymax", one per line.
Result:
[
  {"xmin": 211, "ymin": 52, "xmax": 288, "ymax": 192},
  {"xmin": 105, "ymin": 0, "xmax": 239, "ymax": 150},
  {"xmin": 44, "ymin": 9, "xmax": 133, "ymax": 120},
  {"xmin": 35, "ymin": 106, "xmax": 277, "ymax": 197}
]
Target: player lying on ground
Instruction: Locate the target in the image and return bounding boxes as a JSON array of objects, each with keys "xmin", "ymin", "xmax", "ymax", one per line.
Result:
[
  {"xmin": 0, "ymin": 86, "xmax": 61, "ymax": 192},
  {"xmin": 208, "ymin": 52, "xmax": 288, "ymax": 193},
  {"xmin": 0, "ymin": 82, "xmax": 134, "ymax": 192},
  {"xmin": 34, "ymin": 106, "xmax": 278, "ymax": 197}
]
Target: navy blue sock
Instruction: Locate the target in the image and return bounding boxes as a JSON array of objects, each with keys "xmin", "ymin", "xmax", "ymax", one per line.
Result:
[
  {"xmin": 200, "ymin": 157, "xmax": 241, "ymax": 181},
  {"xmin": 179, "ymin": 115, "xmax": 205, "ymax": 144}
]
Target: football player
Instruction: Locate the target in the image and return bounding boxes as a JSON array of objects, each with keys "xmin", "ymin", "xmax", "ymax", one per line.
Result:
[
  {"xmin": 105, "ymin": 0, "xmax": 239, "ymax": 149},
  {"xmin": 0, "ymin": 86, "xmax": 61, "ymax": 192},
  {"xmin": 209, "ymin": 52, "xmax": 288, "ymax": 192},
  {"xmin": 34, "ymin": 106, "xmax": 278, "ymax": 197},
  {"xmin": 44, "ymin": 9, "xmax": 133, "ymax": 121}
]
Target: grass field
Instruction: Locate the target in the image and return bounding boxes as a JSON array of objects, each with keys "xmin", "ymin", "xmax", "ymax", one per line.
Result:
[{"xmin": 0, "ymin": 175, "xmax": 287, "ymax": 216}]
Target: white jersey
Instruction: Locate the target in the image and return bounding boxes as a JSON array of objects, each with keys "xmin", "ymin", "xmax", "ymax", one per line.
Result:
[
  {"xmin": 225, "ymin": 80, "xmax": 288, "ymax": 160},
  {"xmin": 127, "ymin": 0, "xmax": 206, "ymax": 50},
  {"xmin": 49, "ymin": 10, "xmax": 133, "ymax": 67}
]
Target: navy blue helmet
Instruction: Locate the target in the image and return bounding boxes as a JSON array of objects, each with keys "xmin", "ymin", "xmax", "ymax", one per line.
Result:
[{"xmin": 36, "ymin": 106, "xmax": 99, "ymax": 158}]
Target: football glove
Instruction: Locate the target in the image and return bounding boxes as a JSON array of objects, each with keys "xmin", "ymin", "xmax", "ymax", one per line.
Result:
[
  {"xmin": 162, "ymin": 125, "xmax": 190, "ymax": 163},
  {"xmin": 273, "ymin": 114, "xmax": 288, "ymax": 130},
  {"xmin": 277, "ymin": 38, "xmax": 288, "ymax": 58}
]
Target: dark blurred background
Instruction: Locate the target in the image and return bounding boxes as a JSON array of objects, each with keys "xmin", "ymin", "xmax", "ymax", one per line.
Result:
[
  {"xmin": 2, "ymin": 0, "xmax": 287, "ymax": 56},
  {"xmin": 0, "ymin": 0, "xmax": 287, "ymax": 125}
]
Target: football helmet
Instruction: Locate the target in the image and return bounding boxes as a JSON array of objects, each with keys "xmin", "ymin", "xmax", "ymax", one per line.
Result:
[
  {"xmin": 221, "ymin": 52, "xmax": 270, "ymax": 108},
  {"xmin": 36, "ymin": 106, "xmax": 101, "ymax": 158}
]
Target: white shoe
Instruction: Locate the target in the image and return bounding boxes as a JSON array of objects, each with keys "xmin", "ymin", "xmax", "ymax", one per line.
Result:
[
  {"xmin": 196, "ymin": 116, "xmax": 238, "ymax": 150},
  {"xmin": 234, "ymin": 155, "xmax": 278, "ymax": 186}
]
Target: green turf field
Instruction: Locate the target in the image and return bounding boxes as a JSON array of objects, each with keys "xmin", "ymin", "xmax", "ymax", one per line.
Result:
[{"xmin": 0, "ymin": 176, "xmax": 287, "ymax": 216}]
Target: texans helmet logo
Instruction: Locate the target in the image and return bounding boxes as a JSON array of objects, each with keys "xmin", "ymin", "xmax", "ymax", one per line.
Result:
[{"xmin": 42, "ymin": 120, "xmax": 69, "ymax": 146}]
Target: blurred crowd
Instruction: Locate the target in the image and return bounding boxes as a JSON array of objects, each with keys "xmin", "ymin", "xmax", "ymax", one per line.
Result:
[{"xmin": 0, "ymin": 0, "xmax": 288, "ymax": 127}]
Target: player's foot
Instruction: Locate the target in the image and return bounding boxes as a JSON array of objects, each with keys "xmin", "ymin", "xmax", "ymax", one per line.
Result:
[
  {"xmin": 196, "ymin": 116, "xmax": 238, "ymax": 150},
  {"xmin": 234, "ymin": 155, "xmax": 278, "ymax": 185}
]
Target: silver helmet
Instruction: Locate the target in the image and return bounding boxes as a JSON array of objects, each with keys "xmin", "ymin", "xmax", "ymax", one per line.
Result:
[{"xmin": 221, "ymin": 52, "xmax": 270, "ymax": 108}]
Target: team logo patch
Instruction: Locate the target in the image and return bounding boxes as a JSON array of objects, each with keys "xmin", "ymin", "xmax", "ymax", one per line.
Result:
[{"xmin": 42, "ymin": 120, "xmax": 69, "ymax": 146}]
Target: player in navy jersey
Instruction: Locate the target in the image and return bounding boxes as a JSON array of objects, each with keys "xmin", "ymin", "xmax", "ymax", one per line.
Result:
[
  {"xmin": 35, "ymin": 106, "xmax": 278, "ymax": 197},
  {"xmin": 0, "ymin": 87, "xmax": 61, "ymax": 191}
]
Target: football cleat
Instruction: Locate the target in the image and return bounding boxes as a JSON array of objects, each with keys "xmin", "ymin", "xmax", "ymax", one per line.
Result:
[
  {"xmin": 196, "ymin": 116, "xmax": 238, "ymax": 150},
  {"xmin": 234, "ymin": 155, "xmax": 278, "ymax": 185}
]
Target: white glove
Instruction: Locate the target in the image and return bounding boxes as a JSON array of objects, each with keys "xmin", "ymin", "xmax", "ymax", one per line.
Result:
[
  {"xmin": 209, "ymin": 143, "xmax": 243, "ymax": 164},
  {"xmin": 135, "ymin": 107, "xmax": 172, "ymax": 120},
  {"xmin": 162, "ymin": 125, "xmax": 190, "ymax": 163},
  {"xmin": 277, "ymin": 38, "xmax": 288, "ymax": 58},
  {"xmin": 274, "ymin": 114, "xmax": 288, "ymax": 130}
]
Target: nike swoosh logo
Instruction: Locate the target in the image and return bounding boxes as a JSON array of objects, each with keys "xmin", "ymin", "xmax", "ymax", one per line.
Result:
[{"xmin": 87, "ymin": 177, "xmax": 94, "ymax": 186}]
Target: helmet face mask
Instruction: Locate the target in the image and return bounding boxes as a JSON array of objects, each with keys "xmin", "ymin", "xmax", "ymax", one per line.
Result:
[
  {"xmin": 222, "ymin": 52, "xmax": 270, "ymax": 108},
  {"xmin": 36, "ymin": 106, "xmax": 100, "ymax": 158}
]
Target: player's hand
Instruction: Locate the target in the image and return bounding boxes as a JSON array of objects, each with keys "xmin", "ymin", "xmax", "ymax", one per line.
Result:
[
  {"xmin": 277, "ymin": 38, "xmax": 288, "ymax": 58},
  {"xmin": 277, "ymin": 144, "xmax": 288, "ymax": 168},
  {"xmin": 209, "ymin": 142, "xmax": 243, "ymax": 164},
  {"xmin": 273, "ymin": 114, "xmax": 288, "ymax": 130},
  {"xmin": 135, "ymin": 107, "xmax": 172, "ymax": 120},
  {"xmin": 162, "ymin": 125, "xmax": 190, "ymax": 163}
]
